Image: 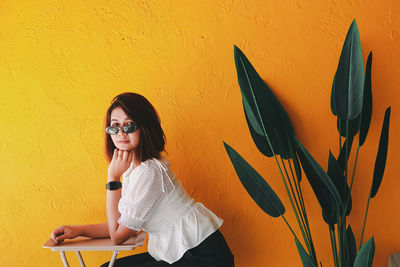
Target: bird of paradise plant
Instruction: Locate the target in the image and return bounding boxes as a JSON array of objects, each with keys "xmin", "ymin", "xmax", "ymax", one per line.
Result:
[{"xmin": 223, "ymin": 19, "xmax": 391, "ymax": 267}]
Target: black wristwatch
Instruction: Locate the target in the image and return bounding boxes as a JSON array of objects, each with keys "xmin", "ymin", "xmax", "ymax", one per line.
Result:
[{"xmin": 106, "ymin": 181, "xmax": 122, "ymax": 190}]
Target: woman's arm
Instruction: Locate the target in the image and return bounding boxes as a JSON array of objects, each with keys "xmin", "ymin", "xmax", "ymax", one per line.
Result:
[
  {"xmin": 106, "ymin": 187, "xmax": 139, "ymax": 244},
  {"xmin": 80, "ymin": 222, "xmax": 110, "ymax": 238},
  {"xmin": 51, "ymin": 212, "xmax": 138, "ymax": 244},
  {"xmin": 51, "ymin": 223, "xmax": 110, "ymax": 243},
  {"xmin": 107, "ymin": 149, "xmax": 139, "ymax": 245},
  {"xmin": 51, "ymin": 150, "xmax": 139, "ymax": 244}
]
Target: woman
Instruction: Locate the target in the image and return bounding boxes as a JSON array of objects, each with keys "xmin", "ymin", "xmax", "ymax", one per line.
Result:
[{"xmin": 50, "ymin": 92, "xmax": 234, "ymax": 266}]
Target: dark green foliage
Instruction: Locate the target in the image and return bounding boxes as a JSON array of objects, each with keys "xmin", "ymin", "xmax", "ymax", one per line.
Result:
[
  {"xmin": 331, "ymin": 19, "xmax": 365, "ymax": 120},
  {"xmin": 337, "ymin": 117, "xmax": 360, "ymax": 138},
  {"xmin": 226, "ymin": 18, "xmax": 389, "ymax": 267},
  {"xmin": 223, "ymin": 141, "xmax": 285, "ymax": 217},
  {"xmin": 370, "ymin": 107, "xmax": 391, "ymax": 198},
  {"xmin": 347, "ymin": 226, "xmax": 357, "ymax": 266},
  {"xmin": 327, "ymin": 151, "xmax": 352, "ymax": 218},
  {"xmin": 295, "ymin": 237, "xmax": 316, "ymax": 267},
  {"xmin": 294, "ymin": 137, "xmax": 342, "ymax": 225},
  {"xmin": 337, "ymin": 136, "xmax": 354, "ymax": 172},
  {"xmin": 359, "ymin": 52, "xmax": 373, "ymax": 146},
  {"xmin": 354, "ymin": 237, "xmax": 375, "ymax": 267},
  {"xmin": 234, "ymin": 45, "xmax": 295, "ymax": 159}
]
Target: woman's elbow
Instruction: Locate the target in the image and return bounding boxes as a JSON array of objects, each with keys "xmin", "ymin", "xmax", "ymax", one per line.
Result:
[
  {"xmin": 110, "ymin": 224, "xmax": 138, "ymax": 245},
  {"xmin": 111, "ymin": 239, "xmax": 123, "ymax": 246},
  {"xmin": 110, "ymin": 231, "xmax": 131, "ymax": 245},
  {"xmin": 111, "ymin": 237, "xmax": 124, "ymax": 245}
]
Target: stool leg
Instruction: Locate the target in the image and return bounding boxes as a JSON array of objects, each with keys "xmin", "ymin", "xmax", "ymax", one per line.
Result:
[
  {"xmin": 59, "ymin": 251, "xmax": 70, "ymax": 267},
  {"xmin": 108, "ymin": 250, "xmax": 119, "ymax": 267},
  {"xmin": 75, "ymin": 251, "xmax": 86, "ymax": 267}
]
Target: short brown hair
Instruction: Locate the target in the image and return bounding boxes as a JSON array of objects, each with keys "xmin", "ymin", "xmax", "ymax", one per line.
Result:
[{"xmin": 104, "ymin": 92, "xmax": 166, "ymax": 163}]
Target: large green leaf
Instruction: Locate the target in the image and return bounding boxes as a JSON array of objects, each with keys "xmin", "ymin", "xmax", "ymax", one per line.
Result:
[
  {"xmin": 347, "ymin": 225, "xmax": 357, "ymax": 266},
  {"xmin": 293, "ymin": 137, "xmax": 342, "ymax": 225},
  {"xmin": 223, "ymin": 141, "xmax": 285, "ymax": 217},
  {"xmin": 331, "ymin": 73, "xmax": 337, "ymax": 116},
  {"xmin": 234, "ymin": 45, "xmax": 295, "ymax": 159},
  {"xmin": 295, "ymin": 237, "xmax": 316, "ymax": 267},
  {"xmin": 370, "ymin": 107, "xmax": 391, "ymax": 198},
  {"xmin": 323, "ymin": 150, "xmax": 352, "ymax": 225},
  {"xmin": 331, "ymin": 19, "xmax": 365, "ymax": 120},
  {"xmin": 336, "ymin": 52, "xmax": 373, "ymax": 140},
  {"xmin": 337, "ymin": 117, "xmax": 360, "ymax": 138},
  {"xmin": 359, "ymin": 52, "xmax": 373, "ymax": 146},
  {"xmin": 242, "ymin": 96, "xmax": 272, "ymax": 157},
  {"xmin": 327, "ymin": 151, "xmax": 352, "ymax": 217},
  {"xmin": 354, "ymin": 237, "xmax": 375, "ymax": 267},
  {"xmin": 338, "ymin": 135, "xmax": 354, "ymax": 172}
]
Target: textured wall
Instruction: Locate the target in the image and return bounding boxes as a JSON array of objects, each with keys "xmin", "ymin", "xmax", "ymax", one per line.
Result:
[{"xmin": 1, "ymin": 0, "xmax": 399, "ymax": 266}]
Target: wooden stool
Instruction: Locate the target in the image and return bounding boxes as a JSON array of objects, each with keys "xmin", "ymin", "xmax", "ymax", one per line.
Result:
[
  {"xmin": 42, "ymin": 232, "xmax": 146, "ymax": 267},
  {"xmin": 389, "ymin": 253, "xmax": 400, "ymax": 267}
]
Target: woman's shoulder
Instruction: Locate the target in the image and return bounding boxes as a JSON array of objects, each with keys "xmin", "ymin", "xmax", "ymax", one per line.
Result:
[
  {"xmin": 141, "ymin": 155, "xmax": 170, "ymax": 169},
  {"xmin": 124, "ymin": 155, "xmax": 171, "ymax": 180}
]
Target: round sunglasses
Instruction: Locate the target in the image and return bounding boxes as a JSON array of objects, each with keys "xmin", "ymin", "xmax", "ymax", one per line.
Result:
[{"xmin": 105, "ymin": 122, "xmax": 138, "ymax": 135}]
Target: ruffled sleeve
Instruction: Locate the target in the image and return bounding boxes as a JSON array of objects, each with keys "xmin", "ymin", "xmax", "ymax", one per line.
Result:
[{"xmin": 117, "ymin": 159, "xmax": 174, "ymax": 231}]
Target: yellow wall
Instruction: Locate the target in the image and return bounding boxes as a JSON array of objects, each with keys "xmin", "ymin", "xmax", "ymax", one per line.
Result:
[{"xmin": 1, "ymin": 0, "xmax": 399, "ymax": 266}]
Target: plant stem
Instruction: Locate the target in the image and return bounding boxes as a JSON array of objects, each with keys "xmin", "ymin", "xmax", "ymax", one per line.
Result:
[
  {"xmin": 350, "ymin": 112, "xmax": 362, "ymax": 183},
  {"xmin": 338, "ymin": 217, "xmax": 343, "ymax": 267},
  {"xmin": 336, "ymin": 120, "xmax": 349, "ymax": 267},
  {"xmin": 280, "ymin": 157, "xmax": 312, "ymax": 255},
  {"xmin": 281, "ymin": 158, "xmax": 308, "ymax": 235},
  {"xmin": 339, "ymin": 118, "xmax": 342, "ymax": 153},
  {"xmin": 359, "ymin": 196, "xmax": 371, "ymax": 250},
  {"xmin": 344, "ymin": 140, "xmax": 360, "ymax": 216},
  {"xmin": 282, "ymin": 214, "xmax": 300, "ymax": 242},
  {"xmin": 288, "ymin": 158, "xmax": 317, "ymax": 263},
  {"xmin": 282, "ymin": 214, "xmax": 318, "ymax": 267},
  {"xmin": 348, "ymin": 142, "xmax": 360, "ymax": 192},
  {"xmin": 341, "ymin": 216, "xmax": 348, "ymax": 267},
  {"xmin": 344, "ymin": 115, "xmax": 362, "ymax": 216},
  {"xmin": 281, "ymin": 158, "xmax": 304, "ymax": 227},
  {"xmin": 344, "ymin": 119, "xmax": 349, "ymax": 192},
  {"xmin": 329, "ymin": 225, "xmax": 339, "ymax": 267}
]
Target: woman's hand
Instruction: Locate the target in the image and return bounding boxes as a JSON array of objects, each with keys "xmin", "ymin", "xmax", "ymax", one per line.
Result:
[
  {"xmin": 107, "ymin": 149, "xmax": 134, "ymax": 181},
  {"xmin": 51, "ymin": 225, "xmax": 82, "ymax": 244}
]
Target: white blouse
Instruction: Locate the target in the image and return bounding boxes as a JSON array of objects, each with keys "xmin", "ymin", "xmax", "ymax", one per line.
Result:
[{"xmin": 117, "ymin": 155, "xmax": 223, "ymax": 264}]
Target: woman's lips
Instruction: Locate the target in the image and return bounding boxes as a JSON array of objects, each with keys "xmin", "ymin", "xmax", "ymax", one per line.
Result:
[{"xmin": 118, "ymin": 141, "xmax": 129, "ymax": 143}]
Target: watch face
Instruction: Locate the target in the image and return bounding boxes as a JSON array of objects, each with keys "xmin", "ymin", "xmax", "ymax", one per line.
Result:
[{"xmin": 106, "ymin": 182, "xmax": 122, "ymax": 190}]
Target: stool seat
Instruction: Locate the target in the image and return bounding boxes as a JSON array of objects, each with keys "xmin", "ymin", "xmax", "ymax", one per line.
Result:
[
  {"xmin": 43, "ymin": 232, "xmax": 146, "ymax": 267},
  {"xmin": 388, "ymin": 253, "xmax": 400, "ymax": 267}
]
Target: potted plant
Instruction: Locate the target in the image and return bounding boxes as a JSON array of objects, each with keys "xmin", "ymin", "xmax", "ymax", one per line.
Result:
[{"xmin": 223, "ymin": 19, "xmax": 391, "ymax": 267}]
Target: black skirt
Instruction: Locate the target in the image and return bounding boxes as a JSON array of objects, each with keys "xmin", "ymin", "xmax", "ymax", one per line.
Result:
[{"xmin": 100, "ymin": 229, "xmax": 234, "ymax": 266}]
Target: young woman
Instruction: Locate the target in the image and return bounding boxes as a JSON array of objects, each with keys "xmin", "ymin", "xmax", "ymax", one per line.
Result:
[{"xmin": 50, "ymin": 92, "xmax": 234, "ymax": 266}]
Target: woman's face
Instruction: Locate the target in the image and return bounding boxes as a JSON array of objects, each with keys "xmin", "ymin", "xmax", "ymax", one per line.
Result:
[{"xmin": 109, "ymin": 107, "xmax": 141, "ymax": 152}]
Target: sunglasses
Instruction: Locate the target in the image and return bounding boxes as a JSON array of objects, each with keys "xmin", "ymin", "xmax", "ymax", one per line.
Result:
[{"xmin": 106, "ymin": 122, "xmax": 138, "ymax": 135}]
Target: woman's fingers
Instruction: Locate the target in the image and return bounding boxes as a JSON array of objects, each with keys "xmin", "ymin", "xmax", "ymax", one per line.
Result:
[
  {"xmin": 112, "ymin": 149, "xmax": 133, "ymax": 172},
  {"xmin": 51, "ymin": 226, "xmax": 65, "ymax": 243},
  {"xmin": 122, "ymin": 150, "xmax": 129, "ymax": 161},
  {"xmin": 56, "ymin": 233, "xmax": 69, "ymax": 242},
  {"xmin": 114, "ymin": 149, "xmax": 132, "ymax": 162},
  {"xmin": 51, "ymin": 232, "xmax": 57, "ymax": 243},
  {"xmin": 112, "ymin": 149, "xmax": 117, "ymax": 161},
  {"xmin": 114, "ymin": 149, "xmax": 127, "ymax": 161},
  {"xmin": 52, "ymin": 226, "xmax": 64, "ymax": 236}
]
